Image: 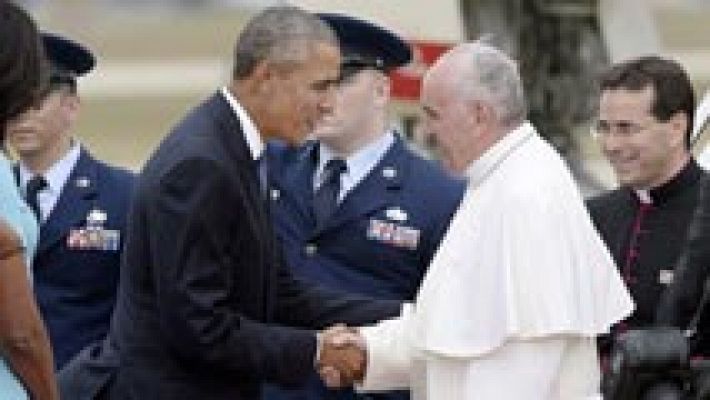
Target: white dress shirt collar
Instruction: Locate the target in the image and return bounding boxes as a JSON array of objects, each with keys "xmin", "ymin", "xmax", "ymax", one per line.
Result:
[
  {"xmin": 221, "ymin": 86, "xmax": 264, "ymax": 161},
  {"xmin": 634, "ymin": 189, "xmax": 653, "ymax": 205}
]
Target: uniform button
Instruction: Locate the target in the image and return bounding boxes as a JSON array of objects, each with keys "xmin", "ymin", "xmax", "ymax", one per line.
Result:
[{"xmin": 304, "ymin": 243, "xmax": 317, "ymax": 256}]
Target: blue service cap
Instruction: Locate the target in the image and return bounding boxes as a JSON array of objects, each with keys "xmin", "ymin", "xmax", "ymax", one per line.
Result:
[
  {"xmin": 317, "ymin": 13, "xmax": 411, "ymax": 73},
  {"xmin": 41, "ymin": 32, "xmax": 95, "ymax": 83}
]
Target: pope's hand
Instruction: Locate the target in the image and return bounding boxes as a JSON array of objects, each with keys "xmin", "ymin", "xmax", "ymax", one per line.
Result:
[{"xmin": 316, "ymin": 324, "xmax": 367, "ymax": 388}]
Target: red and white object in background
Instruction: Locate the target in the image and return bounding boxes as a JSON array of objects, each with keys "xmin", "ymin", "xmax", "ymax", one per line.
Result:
[{"xmin": 390, "ymin": 41, "xmax": 451, "ymax": 102}]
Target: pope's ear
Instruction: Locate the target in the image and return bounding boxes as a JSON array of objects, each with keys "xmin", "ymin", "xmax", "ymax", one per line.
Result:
[{"xmin": 468, "ymin": 99, "xmax": 493, "ymax": 128}]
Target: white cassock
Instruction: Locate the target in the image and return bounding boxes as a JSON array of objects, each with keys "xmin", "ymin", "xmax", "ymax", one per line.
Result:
[{"xmin": 358, "ymin": 122, "xmax": 634, "ymax": 400}]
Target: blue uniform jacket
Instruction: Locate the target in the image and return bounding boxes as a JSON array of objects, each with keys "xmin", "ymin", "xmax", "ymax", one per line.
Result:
[
  {"xmin": 264, "ymin": 137, "xmax": 465, "ymax": 400},
  {"xmin": 32, "ymin": 148, "xmax": 135, "ymax": 369}
]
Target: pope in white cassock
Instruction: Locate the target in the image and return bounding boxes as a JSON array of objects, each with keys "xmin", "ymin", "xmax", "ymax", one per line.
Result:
[{"xmin": 349, "ymin": 43, "xmax": 634, "ymax": 400}]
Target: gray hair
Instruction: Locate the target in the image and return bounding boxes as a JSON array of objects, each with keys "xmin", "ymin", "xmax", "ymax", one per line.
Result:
[
  {"xmin": 450, "ymin": 42, "xmax": 527, "ymax": 127},
  {"xmin": 233, "ymin": 5, "xmax": 337, "ymax": 79}
]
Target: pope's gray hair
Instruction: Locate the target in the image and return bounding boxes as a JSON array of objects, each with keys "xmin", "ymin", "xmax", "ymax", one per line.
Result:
[{"xmin": 449, "ymin": 42, "xmax": 527, "ymax": 127}]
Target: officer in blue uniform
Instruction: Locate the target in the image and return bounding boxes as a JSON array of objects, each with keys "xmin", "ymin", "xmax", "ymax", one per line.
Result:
[
  {"xmin": 264, "ymin": 13, "xmax": 465, "ymax": 400},
  {"xmin": 5, "ymin": 32, "xmax": 135, "ymax": 370}
]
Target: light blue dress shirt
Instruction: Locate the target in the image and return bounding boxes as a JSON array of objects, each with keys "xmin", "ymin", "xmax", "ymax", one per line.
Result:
[
  {"xmin": 0, "ymin": 152, "xmax": 38, "ymax": 400},
  {"xmin": 315, "ymin": 130, "xmax": 396, "ymax": 202},
  {"xmin": 17, "ymin": 143, "xmax": 80, "ymax": 223}
]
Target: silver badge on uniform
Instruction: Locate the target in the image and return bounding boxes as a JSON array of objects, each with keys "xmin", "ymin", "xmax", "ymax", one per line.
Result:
[
  {"xmin": 75, "ymin": 176, "xmax": 91, "ymax": 188},
  {"xmin": 385, "ymin": 207, "xmax": 408, "ymax": 222},
  {"xmin": 87, "ymin": 209, "xmax": 108, "ymax": 226},
  {"xmin": 382, "ymin": 167, "xmax": 397, "ymax": 179}
]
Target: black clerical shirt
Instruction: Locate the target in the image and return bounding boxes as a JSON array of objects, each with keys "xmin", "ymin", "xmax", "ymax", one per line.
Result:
[{"xmin": 587, "ymin": 159, "xmax": 710, "ymax": 355}]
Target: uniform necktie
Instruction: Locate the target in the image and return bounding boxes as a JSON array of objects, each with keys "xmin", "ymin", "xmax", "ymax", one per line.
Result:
[
  {"xmin": 25, "ymin": 175, "xmax": 48, "ymax": 222},
  {"xmin": 313, "ymin": 158, "xmax": 347, "ymax": 226}
]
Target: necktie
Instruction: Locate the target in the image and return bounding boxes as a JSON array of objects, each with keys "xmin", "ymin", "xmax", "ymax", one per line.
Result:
[
  {"xmin": 313, "ymin": 158, "xmax": 347, "ymax": 226},
  {"xmin": 25, "ymin": 175, "xmax": 48, "ymax": 222}
]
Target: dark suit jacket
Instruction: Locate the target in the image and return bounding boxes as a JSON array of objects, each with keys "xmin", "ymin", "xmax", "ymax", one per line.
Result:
[
  {"xmin": 263, "ymin": 139, "xmax": 464, "ymax": 400},
  {"xmin": 62, "ymin": 92, "xmax": 400, "ymax": 400},
  {"xmin": 31, "ymin": 149, "xmax": 134, "ymax": 369}
]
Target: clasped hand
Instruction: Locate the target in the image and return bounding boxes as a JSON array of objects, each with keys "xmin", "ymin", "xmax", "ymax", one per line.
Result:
[{"xmin": 317, "ymin": 325, "xmax": 367, "ymax": 388}]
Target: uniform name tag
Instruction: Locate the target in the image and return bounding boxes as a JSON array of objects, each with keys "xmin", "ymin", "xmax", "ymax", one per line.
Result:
[{"xmin": 367, "ymin": 219, "xmax": 420, "ymax": 251}]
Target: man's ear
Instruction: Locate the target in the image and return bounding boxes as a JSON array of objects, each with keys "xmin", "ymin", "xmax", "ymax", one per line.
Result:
[
  {"xmin": 61, "ymin": 92, "xmax": 81, "ymax": 126},
  {"xmin": 472, "ymin": 100, "xmax": 495, "ymax": 126},
  {"xmin": 249, "ymin": 61, "xmax": 278, "ymax": 96},
  {"xmin": 469, "ymin": 99, "xmax": 499, "ymax": 137},
  {"xmin": 373, "ymin": 73, "xmax": 391, "ymax": 108},
  {"xmin": 668, "ymin": 111, "xmax": 689, "ymax": 148}
]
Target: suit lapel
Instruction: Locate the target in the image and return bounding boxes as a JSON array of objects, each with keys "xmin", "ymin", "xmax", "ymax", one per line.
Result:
[
  {"xmin": 210, "ymin": 92, "xmax": 276, "ymax": 265},
  {"xmin": 210, "ymin": 93, "xmax": 265, "ymax": 215},
  {"xmin": 37, "ymin": 149, "xmax": 99, "ymax": 256},
  {"xmin": 209, "ymin": 92, "xmax": 277, "ymax": 318},
  {"xmin": 311, "ymin": 138, "xmax": 405, "ymax": 238}
]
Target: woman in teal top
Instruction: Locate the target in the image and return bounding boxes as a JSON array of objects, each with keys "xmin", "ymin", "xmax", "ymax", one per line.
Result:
[
  {"xmin": 1, "ymin": 2, "xmax": 60, "ymax": 399},
  {"xmin": 0, "ymin": 154, "xmax": 38, "ymax": 263},
  {"xmin": 0, "ymin": 154, "xmax": 39, "ymax": 400}
]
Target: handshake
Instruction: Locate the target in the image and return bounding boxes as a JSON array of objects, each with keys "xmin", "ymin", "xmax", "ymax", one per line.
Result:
[{"xmin": 316, "ymin": 325, "xmax": 367, "ymax": 389}]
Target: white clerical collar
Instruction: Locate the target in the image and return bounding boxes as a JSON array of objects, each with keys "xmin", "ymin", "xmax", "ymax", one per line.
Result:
[
  {"xmin": 316, "ymin": 131, "xmax": 395, "ymax": 194},
  {"xmin": 19, "ymin": 142, "xmax": 81, "ymax": 196},
  {"xmin": 634, "ymin": 190, "xmax": 653, "ymax": 205},
  {"xmin": 221, "ymin": 87, "xmax": 264, "ymax": 161},
  {"xmin": 464, "ymin": 121, "xmax": 534, "ymax": 188}
]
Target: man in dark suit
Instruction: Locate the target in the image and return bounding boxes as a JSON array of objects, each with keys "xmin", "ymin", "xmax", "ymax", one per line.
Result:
[
  {"xmin": 264, "ymin": 13, "xmax": 464, "ymax": 400},
  {"xmin": 585, "ymin": 56, "xmax": 710, "ymax": 359},
  {"xmin": 5, "ymin": 32, "xmax": 135, "ymax": 370},
  {"xmin": 59, "ymin": 6, "xmax": 400, "ymax": 400}
]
